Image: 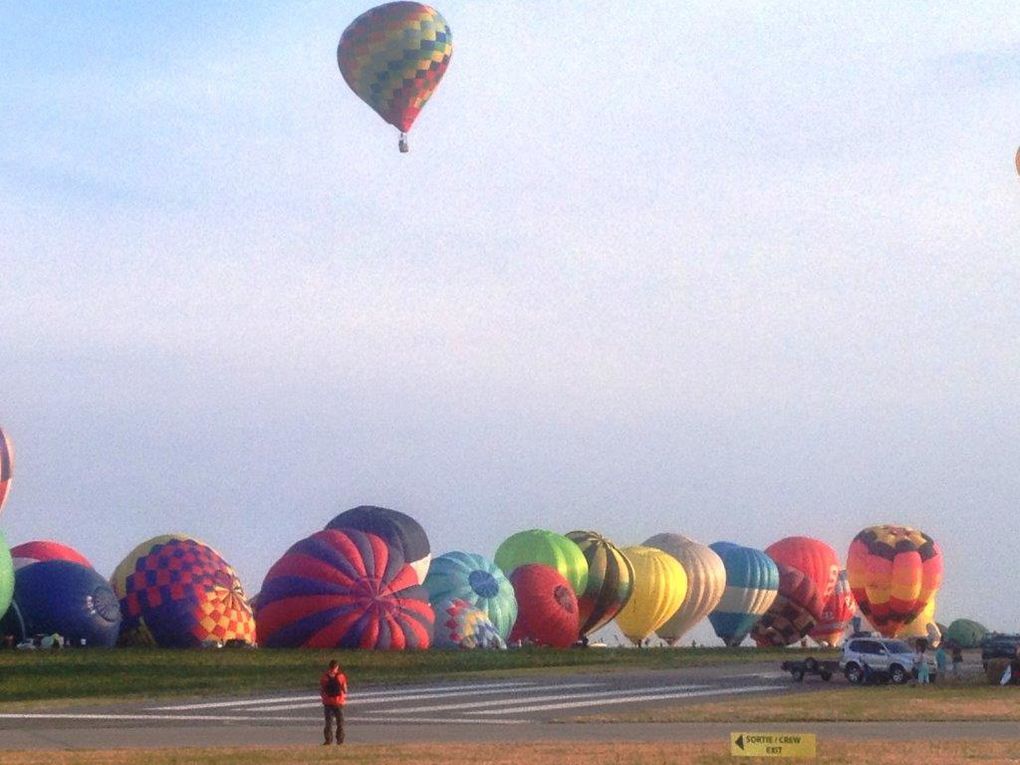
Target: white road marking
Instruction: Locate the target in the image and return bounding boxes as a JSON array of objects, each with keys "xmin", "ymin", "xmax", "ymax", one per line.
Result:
[
  {"xmin": 376, "ymin": 684, "xmax": 712, "ymax": 714},
  {"xmin": 473, "ymin": 684, "xmax": 781, "ymax": 714},
  {"xmin": 0, "ymin": 713, "xmax": 314, "ymax": 722},
  {"xmin": 251, "ymin": 682, "xmax": 606, "ymax": 712},
  {"xmin": 346, "ymin": 716, "xmax": 529, "ymax": 725}
]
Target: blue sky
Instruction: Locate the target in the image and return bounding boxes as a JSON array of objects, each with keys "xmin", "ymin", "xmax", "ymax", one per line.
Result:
[{"xmin": 2, "ymin": 2, "xmax": 1019, "ymax": 641}]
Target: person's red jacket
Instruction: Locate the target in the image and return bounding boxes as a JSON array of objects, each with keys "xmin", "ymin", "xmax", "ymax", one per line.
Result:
[{"xmin": 320, "ymin": 668, "xmax": 348, "ymax": 706}]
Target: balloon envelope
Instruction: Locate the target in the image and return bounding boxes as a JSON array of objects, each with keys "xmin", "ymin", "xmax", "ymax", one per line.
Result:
[
  {"xmin": 11, "ymin": 540, "xmax": 91, "ymax": 571},
  {"xmin": 423, "ymin": 551, "xmax": 517, "ymax": 640},
  {"xmin": 615, "ymin": 546, "xmax": 688, "ymax": 646},
  {"xmin": 0, "ymin": 531, "xmax": 13, "ymax": 622},
  {"xmin": 846, "ymin": 525, "xmax": 943, "ymax": 638},
  {"xmin": 944, "ymin": 618, "xmax": 987, "ymax": 649},
  {"xmin": 750, "ymin": 563, "xmax": 824, "ymax": 647},
  {"xmin": 707, "ymin": 542, "xmax": 779, "ymax": 646},
  {"xmin": 495, "ymin": 529, "xmax": 588, "ymax": 597},
  {"xmin": 764, "ymin": 537, "xmax": 840, "ymax": 605},
  {"xmin": 112, "ymin": 534, "xmax": 256, "ymax": 648},
  {"xmin": 432, "ymin": 597, "xmax": 506, "ymax": 650},
  {"xmin": 811, "ymin": 569, "xmax": 856, "ymax": 646},
  {"xmin": 327, "ymin": 505, "xmax": 431, "ymax": 584},
  {"xmin": 565, "ymin": 530, "xmax": 634, "ymax": 638},
  {"xmin": 257, "ymin": 529, "xmax": 433, "ymax": 649},
  {"xmin": 337, "ymin": 2, "xmax": 453, "ymax": 133},
  {"xmin": 508, "ymin": 564, "xmax": 579, "ymax": 648},
  {"xmin": 643, "ymin": 533, "xmax": 726, "ymax": 645},
  {"xmin": 0, "ymin": 427, "xmax": 12, "ymax": 515}
]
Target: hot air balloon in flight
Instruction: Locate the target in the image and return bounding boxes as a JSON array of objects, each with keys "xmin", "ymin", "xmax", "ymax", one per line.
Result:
[
  {"xmin": 811, "ymin": 569, "xmax": 856, "ymax": 646},
  {"xmin": 707, "ymin": 542, "xmax": 779, "ymax": 646},
  {"xmin": 432, "ymin": 597, "xmax": 506, "ymax": 649},
  {"xmin": 846, "ymin": 525, "xmax": 943, "ymax": 639},
  {"xmin": 327, "ymin": 505, "xmax": 431, "ymax": 584},
  {"xmin": 494, "ymin": 530, "xmax": 588, "ymax": 597},
  {"xmin": 0, "ymin": 427, "xmax": 13, "ymax": 515},
  {"xmin": 11, "ymin": 541, "xmax": 91, "ymax": 571},
  {"xmin": 750, "ymin": 563, "xmax": 824, "ymax": 647},
  {"xmin": 423, "ymin": 551, "xmax": 517, "ymax": 640},
  {"xmin": 614, "ymin": 546, "xmax": 688, "ymax": 646},
  {"xmin": 508, "ymin": 564, "xmax": 579, "ymax": 648},
  {"xmin": 643, "ymin": 533, "xmax": 726, "ymax": 646},
  {"xmin": 565, "ymin": 530, "xmax": 634, "ymax": 638},
  {"xmin": 256, "ymin": 529, "xmax": 433, "ymax": 649},
  {"xmin": 112, "ymin": 534, "xmax": 256, "ymax": 648},
  {"xmin": 338, "ymin": 2, "xmax": 453, "ymax": 153}
]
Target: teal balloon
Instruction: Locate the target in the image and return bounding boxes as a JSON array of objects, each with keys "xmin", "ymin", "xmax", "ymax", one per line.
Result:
[
  {"xmin": 944, "ymin": 618, "xmax": 987, "ymax": 649},
  {"xmin": 494, "ymin": 529, "xmax": 589, "ymax": 597},
  {"xmin": 423, "ymin": 552, "xmax": 517, "ymax": 640},
  {"xmin": 707, "ymin": 541, "xmax": 779, "ymax": 647},
  {"xmin": 0, "ymin": 531, "xmax": 13, "ymax": 622}
]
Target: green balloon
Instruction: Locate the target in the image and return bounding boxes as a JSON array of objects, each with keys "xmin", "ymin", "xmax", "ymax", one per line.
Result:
[
  {"xmin": 0, "ymin": 530, "xmax": 13, "ymax": 622},
  {"xmin": 944, "ymin": 618, "xmax": 988, "ymax": 649},
  {"xmin": 494, "ymin": 529, "xmax": 588, "ymax": 596}
]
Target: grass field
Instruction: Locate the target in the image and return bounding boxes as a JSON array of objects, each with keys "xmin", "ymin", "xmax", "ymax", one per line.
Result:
[
  {"xmin": 3, "ymin": 741, "xmax": 1020, "ymax": 765},
  {"xmin": 0, "ymin": 646, "xmax": 830, "ymax": 703}
]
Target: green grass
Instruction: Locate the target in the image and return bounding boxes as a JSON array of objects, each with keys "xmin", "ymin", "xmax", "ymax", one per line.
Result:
[{"xmin": 0, "ymin": 646, "xmax": 830, "ymax": 704}]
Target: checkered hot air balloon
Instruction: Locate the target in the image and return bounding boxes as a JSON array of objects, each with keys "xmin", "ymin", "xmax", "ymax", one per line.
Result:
[
  {"xmin": 0, "ymin": 427, "xmax": 13, "ymax": 515},
  {"xmin": 337, "ymin": 2, "xmax": 453, "ymax": 152},
  {"xmin": 111, "ymin": 535, "xmax": 256, "ymax": 648}
]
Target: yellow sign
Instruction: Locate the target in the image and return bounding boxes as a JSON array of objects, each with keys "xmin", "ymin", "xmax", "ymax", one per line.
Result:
[{"xmin": 730, "ymin": 732, "xmax": 817, "ymax": 758}]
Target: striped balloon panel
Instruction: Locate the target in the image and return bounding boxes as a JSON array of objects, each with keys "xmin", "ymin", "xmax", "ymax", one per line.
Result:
[
  {"xmin": 422, "ymin": 551, "xmax": 517, "ymax": 640},
  {"xmin": 257, "ymin": 529, "xmax": 433, "ymax": 649},
  {"xmin": 0, "ymin": 427, "xmax": 12, "ymax": 513},
  {"xmin": 566, "ymin": 531, "xmax": 634, "ymax": 637},
  {"xmin": 644, "ymin": 533, "xmax": 726, "ymax": 645},
  {"xmin": 615, "ymin": 546, "xmax": 687, "ymax": 645},
  {"xmin": 751, "ymin": 564, "xmax": 823, "ymax": 647},
  {"xmin": 707, "ymin": 542, "xmax": 779, "ymax": 646},
  {"xmin": 326, "ymin": 505, "xmax": 431, "ymax": 584},
  {"xmin": 338, "ymin": 2, "xmax": 453, "ymax": 132}
]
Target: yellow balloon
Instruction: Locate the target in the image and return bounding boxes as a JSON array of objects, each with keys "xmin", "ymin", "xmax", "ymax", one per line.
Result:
[
  {"xmin": 900, "ymin": 596, "xmax": 940, "ymax": 645},
  {"xmin": 615, "ymin": 546, "xmax": 688, "ymax": 645},
  {"xmin": 644, "ymin": 534, "xmax": 726, "ymax": 645}
]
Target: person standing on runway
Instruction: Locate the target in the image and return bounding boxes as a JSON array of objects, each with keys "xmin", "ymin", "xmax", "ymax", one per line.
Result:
[{"xmin": 320, "ymin": 659, "xmax": 348, "ymax": 745}]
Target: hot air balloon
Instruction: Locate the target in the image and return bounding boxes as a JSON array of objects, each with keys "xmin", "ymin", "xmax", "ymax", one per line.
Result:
[
  {"xmin": 643, "ymin": 533, "xmax": 726, "ymax": 646},
  {"xmin": 0, "ymin": 427, "xmax": 12, "ymax": 515},
  {"xmin": 0, "ymin": 532, "xmax": 13, "ymax": 622},
  {"xmin": 846, "ymin": 525, "xmax": 943, "ymax": 638},
  {"xmin": 900, "ymin": 597, "xmax": 940, "ymax": 645},
  {"xmin": 327, "ymin": 505, "xmax": 431, "ymax": 584},
  {"xmin": 764, "ymin": 537, "xmax": 840, "ymax": 605},
  {"xmin": 944, "ymin": 618, "xmax": 987, "ymax": 649},
  {"xmin": 422, "ymin": 551, "xmax": 517, "ymax": 640},
  {"xmin": 432, "ymin": 597, "xmax": 506, "ymax": 650},
  {"xmin": 508, "ymin": 564, "xmax": 579, "ymax": 648},
  {"xmin": 11, "ymin": 541, "xmax": 91, "ymax": 571},
  {"xmin": 3, "ymin": 561, "xmax": 121, "ymax": 647},
  {"xmin": 614, "ymin": 546, "xmax": 688, "ymax": 646},
  {"xmin": 112, "ymin": 534, "xmax": 256, "ymax": 648},
  {"xmin": 257, "ymin": 529, "xmax": 433, "ymax": 649},
  {"xmin": 750, "ymin": 563, "xmax": 824, "ymax": 647},
  {"xmin": 1015, "ymin": 146, "xmax": 1019, "ymax": 177},
  {"xmin": 811, "ymin": 569, "xmax": 856, "ymax": 647},
  {"xmin": 494, "ymin": 530, "xmax": 588, "ymax": 597},
  {"xmin": 565, "ymin": 530, "xmax": 634, "ymax": 638},
  {"xmin": 338, "ymin": 2, "xmax": 453, "ymax": 153},
  {"xmin": 707, "ymin": 542, "xmax": 779, "ymax": 647}
]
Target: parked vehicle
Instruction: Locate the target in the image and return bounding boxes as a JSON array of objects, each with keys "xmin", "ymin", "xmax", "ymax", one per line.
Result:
[
  {"xmin": 839, "ymin": 636, "xmax": 935, "ymax": 684},
  {"xmin": 980, "ymin": 634, "xmax": 1020, "ymax": 669},
  {"xmin": 781, "ymin": 656, "xmax": 840, "ymax": 682}
]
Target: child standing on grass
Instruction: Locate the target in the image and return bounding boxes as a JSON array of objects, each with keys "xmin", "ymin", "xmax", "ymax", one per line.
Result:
[{"xmin": 915, "ymin": 645, "xmax": 931, "ymax": 685}]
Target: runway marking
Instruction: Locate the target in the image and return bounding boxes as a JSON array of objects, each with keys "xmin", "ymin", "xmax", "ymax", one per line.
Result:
[
  {"xmin": 250, "ymin": 682, "xmax": 606, "ymax": 712},
  {"xmin": 374, "ymin": 684, "xmax": 712, "ymax": 714},
  {"xmin": 0, "ymin": 711, "xmax": 531, "ymax": 725},
  {"xmin": 148, "ymin": 680, "xmax": 543, "ymax": 711},
  {"xmin": 473, "ymin": 684, "xmax": 781, "ymax": 714}
]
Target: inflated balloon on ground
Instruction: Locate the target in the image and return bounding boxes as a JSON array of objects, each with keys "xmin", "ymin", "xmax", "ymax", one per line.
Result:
[
  {"xmin": 257, "ymin": 528, "xmax": 433, "ymax": 649},
  {"xmin": 811, "ymin": 569, "xmax": 856, "ymax": 646},
  {"xmin": 432, "ymin": 597, "xmax": 505, "ymax": 650},
  {"xmin": 112, "ymin": 534, "xmax": 256, "ymax": 648},
  {"xmin": 643, "ymin": 533, "xmax": 725, "ymax": 645},
  {"xmin": 495, "ymin": 529, "xmax": 588, "ymax": 597},
  {"xmin": 750, "ymin": 563, "xmax": 824, "ymax": 647},
  {"xmin": 615, "ymin": 546, "xmax": 688, "ymax": 646},
  {"xmin": 565, "ymin": 530, "xmax": 634, "ymax": 638},
  {"xmin": 0, "ymin": 532, "xmax": 13, "ymax": 622},
  {"xmin": 327, "ymin": 505, "xmax": 431, "ymax": 584},
  {"xmin": 423, "ymin": 551, "xmax": 517, "ymax": 640},
  {"xmin": 765, "ymin": 537, "xmax": 840, "ymax": 605},
  {"xmin": 944, "ymin": 618, "xmax": 987, "ymax": 649},
  {"xmin": 708, "ymin": 542, "xmax": 779, "ymax": 647},
  {"xmin": 508, "ymin": 564, "xmax": 579, "ymax": 648}
]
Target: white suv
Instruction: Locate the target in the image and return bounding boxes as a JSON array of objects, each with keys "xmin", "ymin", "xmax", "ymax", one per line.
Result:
[{"xmin": 840, "ymin": 636, "xmax": 934, "ymax": 684}]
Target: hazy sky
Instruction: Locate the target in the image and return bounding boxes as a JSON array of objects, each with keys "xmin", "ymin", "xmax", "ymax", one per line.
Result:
[{"xmin": 2, "ymin": 2, "xmax": 1018, "ymax": 641}]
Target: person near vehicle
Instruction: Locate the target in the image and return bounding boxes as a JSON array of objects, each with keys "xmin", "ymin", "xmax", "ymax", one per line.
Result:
[
  {"xmin": 951, "ymin": 643, "xmax": 963, "ymax": 679},
  {"xmin": 914, "ymin": 643, "xmax": 930, "ymax": 685},
  {"xmin": 320, "ymin": 659, "xmax": 348, "ymax": 745},
  {"xmin": 934, "ymin": 644, "xmax": 947, "ymax": 675}
]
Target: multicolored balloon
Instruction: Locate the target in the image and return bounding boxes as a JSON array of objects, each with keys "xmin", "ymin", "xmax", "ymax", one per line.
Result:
[
  {"xmin": 811, "ymin": 569, "xmax": 856, "ymax": 647},
  {"xmin": 257, "ymin": 529, "xmax": 433, "ymax": 649},
  {"xmin": 327, "ymin": 505, "xmax": 431, "ymax": 584},
  {"xmin": 508, "ymin": 564, "xmax": 579, "ymax": 648},
  {"xmin": 643, "ymin": 533, "xmax": 726, "ymax": 645},
  {"xmin": 565, "ymin": 530, "xmax": 634, "ymax": 638},
  {"xmin": 112, "ymin": 534, "xmax": 256, "ymax": 648},
  {"xmin": 846, "ymin": 525, "xmax": 943, "ymax": 638},
  {"xmin": 495, "ymin": 529, "xmax": 588, "ymax": 598},
  {"xmin": 338, "ymin": 2, "xmax": 453, "ymax": 152},
  {"xmin": 422, "ymin": 551, "xmax": 517, "ymax": 640},
  {"xmin": 899, "ymin": 596, "xmax": 940, "ymax": 645},
  {"xmin": 11, "ymin": 540, "xmax": 92, "ymax": 572},
  {"xmin": 615, "ymin": 546, "xmax": 688, "ymax": 646},
  {"xmin": 764, "ymin": 537, "xmax": 840, "ymax": 605},
  {"xmin": 750, "ymin": 563, "xmax": 824, "ymax": 647},
  {"xmin": 4, "ymin": 561, "xmax": 121, "ymax": 647},
  {"xmin": 432, "ymin": 597, "xmax": 506, "ymax": 650},
  {"xmin": 707, "ymin": 542, "xmax": 779, "ymax": 647},
  {"xmin": 0, "ymin": 427, "xmax": 13, "ymax": 515}
]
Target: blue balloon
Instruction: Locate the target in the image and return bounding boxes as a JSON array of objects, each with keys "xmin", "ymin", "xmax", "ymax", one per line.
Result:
[
  {"xmin": 7, "ymin": 561, "xmax": 121, "ymax": 647},
  {"xmin": 707, "ymin": 542, "xmax": 779, "ymax": 647},
  {"xmin": 423, "ymin": 552, "xmax": 517, "ymax": 641}
]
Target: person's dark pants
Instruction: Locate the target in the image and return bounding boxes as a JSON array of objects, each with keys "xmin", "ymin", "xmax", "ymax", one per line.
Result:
[{"xmin": 323, "ymin": 704, "xmax": 344, "ymax": 744}]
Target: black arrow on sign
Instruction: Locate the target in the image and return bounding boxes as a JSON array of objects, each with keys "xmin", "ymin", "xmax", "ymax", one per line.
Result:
[{"xmin": 735, "ymin": 735, "xmax": 745, "ymax": 750}]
